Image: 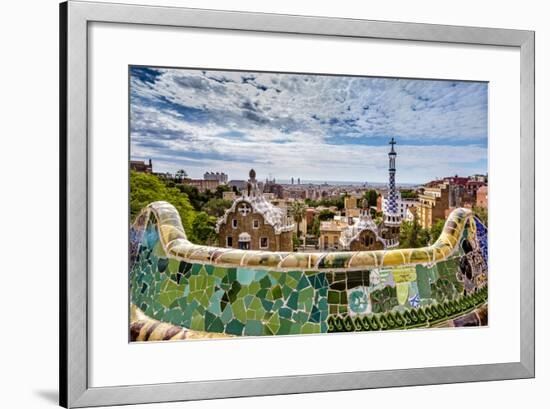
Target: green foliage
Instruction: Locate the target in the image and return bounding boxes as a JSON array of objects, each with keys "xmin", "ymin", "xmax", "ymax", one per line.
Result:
[
  {"xmin": 215, "ymin": 184, "xmax": 232, "ymax": 196},
  {"xmin": 399, "ymin": 218, "xmax": 430, "ymax": 249},
  {"xmin": 363, "ymin": 189, "xmax": 379, "ymax": 208},
  {"xmin": 399, "ymin": 189, "xmax": 418, "ymax": 199},
  {"xmin": 430, "ymin": 219, "xmax": 446, "ymax": 243},
  {"xmin": 175, "ymin": 169, "xmax": 188, "ymax": 179},
  {"xmin": 292, "ymin": 233, "xmax": 301, "ymax": 250},
  {"xmin": 290, "ymin": 201, "xmax": 307, "ymax": 237},
  {"xmin": 130, "ymin": 171, "xmax": 196, "ymax": 237},
  {"xmin": 311, "ymin": 217, "xmax": 321, "ymax": 237},
  {"xmin": 176, "ymin": 182, "xmax": 232, "ymax": 212},
  {"xmin": 304, "ymin": 195, "xmax": 345, "ymax": 210},
  {"xmin": 191, "ymin": 212, "xmax": 218, "ymax": 245},
  {"xmin": 472, "ymin": 205, "xmax": 488, "ymax": 226},
  {"xmin": 203, "ymin": 198, "xmax": 233, "ymax": 217},
  {"xmin": 176, "ymin": 184, "xmax": 204, "ymax": 209},
  {"xmin": 318, "ymin": 209, "xmax": 336, "ymax": 221}
]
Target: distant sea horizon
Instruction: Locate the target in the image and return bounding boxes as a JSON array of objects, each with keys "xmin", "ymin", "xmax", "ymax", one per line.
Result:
[{"xmin": 267, "ymin": 179, "xmax": 421, "ymax": 187}]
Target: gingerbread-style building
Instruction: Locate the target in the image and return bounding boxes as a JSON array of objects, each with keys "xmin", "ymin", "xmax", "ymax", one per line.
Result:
[{"xmin": 216, "ymin": 169, "xmax": 294, "ymax": 251}]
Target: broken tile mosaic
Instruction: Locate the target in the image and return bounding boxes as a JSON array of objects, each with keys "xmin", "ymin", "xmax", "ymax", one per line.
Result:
[{"xmin": 129, "ymin": 201, "xmax": 488, "ymax": 340}]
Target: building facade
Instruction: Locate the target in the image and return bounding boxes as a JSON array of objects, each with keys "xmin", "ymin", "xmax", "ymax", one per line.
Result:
[
  {"xmin": 476, "ymin": 185, "xmax": 488, "ymax": 208},
  {"xmin": 228, "ymin": 180, "xmax": 247, "ymax": 192},
  {"xmin": 182, "ymin": 178, "xmax": 220, "ymax": 193},
  {"xmin": 130, "ymin": 159, "xmax": 153, "ymax": 173},
  {"xmin": 319, "ymin": 219, "xmax": 348, "ymax": 251},
  {"xmin": 340, "ymin": 211, "xmax": 386, "ymax": 251},
  {"xmin": 204, "ymin": 171, "xmax": 228, "ymax": 184},
  {"xmin": 416, "ymin": 184, "xmax": 450, "ymax": 229},
  {"xmin": 216, "ymin": 169, "xmax": 294, "ymax": 252},
  {"xmin": 381, "ymin": 193, "xmax": 419, "ymax": 220}
]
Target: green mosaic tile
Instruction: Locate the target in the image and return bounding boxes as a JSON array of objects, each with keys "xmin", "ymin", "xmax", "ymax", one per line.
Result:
[
  {"xmin": 130, "ymin": 204, "xmax": 488, "ymax": 339},
  {"xmin": 207, "ymin": 316, "xmax": 224, "ymax": 333},
  {"xmin": 237, "ymin": 268, "xmax": 255, "ymax": 285},
  {"xmin": 327, "ymin": 290, "xmax": 340, "ymax": 304},
  {"xmin": 256, "ymin": 288, "xmax": 268, "ymax": 299},
  {"xmin": 191, "ymin": 311, "xmax": 205, "ymax": 331},
  {"xmin": 298, "ymin": 287, "xmax": 314, "ymax": 304},
  {"xmin": 301, "ymin": 323, "xmax": 320, "ymax": 334},
  {"xmin": 266, "ymin": 312, "xmax": 280, "ymax": 334},
  {"xmin": 226, "ymin": 319, "xmax": 244, "ymax": 335},
  {"xmin": 279, "ymin": 307, "xmax": 292, "ymax": 319},
  {"xmin": 282, "ymin": 285, "xmax": 292, "ymax": 299},
  {"xmin": 277, "ymin": 318, "xmax": 293, "ymax": 335},
  {"xmin": 244, "ymin": 294, "xmax": 254, "ymax": 308},
  {"xmin": 248, "ymin": 281, "xmax": 261, "ymax": 294},
  {"xmin": 232, "ymin": 299, "xmax": 247, "ymax": 322},
  {"xmin": 244, "ymin": 320, "xmax": 263, "ymax": 336},
  {"xmin": 220, "ymin": 304, "xmax": 233, "ymax": 324},
  {"xmin": 258, "ymin": 276, "xmax": 270, "ymax": 290},
  {"xmin": 271, "ymin": 285, "xmax": 283, "ymax": 300},
  {"xmin": 287, "ymin": 291, "xmax": 299, "ymax": 310},
  {"xmin": 213, "ymin": 267, "xmax": 227, "ymax": 279},
  {"xmin": 158, "ymin": 279, "xmax": 184, "ymax": 308}
]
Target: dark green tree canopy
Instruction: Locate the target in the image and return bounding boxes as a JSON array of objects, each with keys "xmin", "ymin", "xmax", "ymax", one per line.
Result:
[{"xmin": 130, "ymin": 171, "xmax": 196, "ymax": 239}]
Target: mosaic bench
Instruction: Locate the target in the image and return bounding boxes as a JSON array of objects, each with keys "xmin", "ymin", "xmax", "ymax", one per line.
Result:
[{"xmin": 130, "ymin": 201, "xmax": 488, "ymax": 340}]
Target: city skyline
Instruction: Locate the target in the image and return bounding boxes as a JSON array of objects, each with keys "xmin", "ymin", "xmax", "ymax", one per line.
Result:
[{"xmin": 130, "ymin": 67, "xmax": 488, "ymax": 184}]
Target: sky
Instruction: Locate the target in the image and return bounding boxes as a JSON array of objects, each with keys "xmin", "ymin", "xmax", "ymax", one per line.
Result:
[{"xmin": 130, "ymin": 66, "xmax": 488, "ymax": 184}]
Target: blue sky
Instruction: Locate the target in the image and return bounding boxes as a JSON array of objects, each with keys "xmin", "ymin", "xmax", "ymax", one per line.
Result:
[{"xmin": 130, "ymin": 66, "xmax": 488, "ymax": 184}]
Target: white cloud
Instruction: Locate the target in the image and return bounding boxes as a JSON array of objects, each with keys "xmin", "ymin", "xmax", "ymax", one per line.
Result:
[{"xmin": 130, "ymin": 67, "xmax": 488, "ymax": 183}]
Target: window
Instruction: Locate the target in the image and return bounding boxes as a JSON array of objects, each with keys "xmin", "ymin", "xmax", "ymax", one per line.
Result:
[
  {"xmin": 232, "ymin": 219, "xmax": 237, "ymax": 228},
  {"xmin": 253, "ymin": 219, "xmax": 260, "ymax": 229},
  {"xmin": 260, "ymin": 237, "xmax": 269, "ymax": 249},
  {"xmin": 226, "ymin": 236, "xmax": 233, "ymax": 247}
]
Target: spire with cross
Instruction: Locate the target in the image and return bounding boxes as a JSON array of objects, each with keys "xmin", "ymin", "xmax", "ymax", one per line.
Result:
[
  {"xmin": 389, "ymin": 137, "xmax": 396, "ymax": 153},
  {"xmin": 385, "ymin": 137, "xmax": 401, "ymax": 229}
]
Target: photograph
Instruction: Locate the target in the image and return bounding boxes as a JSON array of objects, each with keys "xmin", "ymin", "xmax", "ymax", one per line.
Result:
[
  {"xmin": 128, "ymin": 67, "xmax": 489, "ymax": 340},
  {"xmin": 1, "ymin": 0, "xmax": 542, "ymax": 408}
]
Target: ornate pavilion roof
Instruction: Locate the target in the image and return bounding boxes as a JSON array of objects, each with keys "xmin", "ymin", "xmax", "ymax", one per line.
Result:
[
  {"xmin": 339, "ymin": 216, "xmax": 386, "ymax": 249},
  {"xmin": 216, "ymin": 169, "xmax": 295, "ymax": 235}
]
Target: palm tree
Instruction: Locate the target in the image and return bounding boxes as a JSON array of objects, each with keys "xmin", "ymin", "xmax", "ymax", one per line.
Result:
[
  {"xmin": 175, "ymin": 169, "xmax": 188, "ymax": 182},
  {"xmin": 290, "ymin": 201, "xmax": 307, "ymax": 249}
]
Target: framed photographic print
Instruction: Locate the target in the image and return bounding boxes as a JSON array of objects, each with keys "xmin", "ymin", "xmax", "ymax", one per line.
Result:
[{"xmin": 60, "ymin": 1, "xmax": 535, "ymax": 407}]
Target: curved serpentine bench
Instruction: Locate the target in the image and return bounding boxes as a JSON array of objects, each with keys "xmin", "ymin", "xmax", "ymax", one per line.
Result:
[{"xmin": 130, "ymin": 201, "xmax": 488, "ymax": 338}]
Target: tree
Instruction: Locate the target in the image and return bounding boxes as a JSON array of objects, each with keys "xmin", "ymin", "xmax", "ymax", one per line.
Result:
[
  {"xmin": 215, "ymin": 184, "xmax": 232, "ymax": 198},
  {"xmin": 290, "ymin": 201, "xmax": 307, "ymax": 247},
  {"xmin": 318, "ymin": 209, "xmax": 336, "ymax": 221},
  {"xmin": 472, "ymin": 205, "xmax": 488, "ymax": 226},
  {"xmin": 399, "ymin": 217, "xmax": 430, "ymax": 249},
  {"xmin": 175, "ymin": 169, "xmax": 188, "ymax": 180},
  {"xmin": 292, "ymin": 233, "xmax": 301, "ymax": 251},
  {"xmin": 191, "ymin": 212, "xmax": 218, "ymax": 245},
  {"xmin": 400, "ymin": 189, "xmax": 418, "ymax": 199},
  {"xmin": 364, "ymin": 189, "xmax": 379, "ymax": 208},
  {"xmin": 311, "ymin": 217, "xmax": 321, "ymax": 237},
  {"xmin": 176, "ymin": 184, "xmax": 203, "ymax": 210},
  {"xmin": 130, "ymin": 171, "xmax": 196, "ymax": 238},
  {"xmin": 203, "ymin": 198, "xmax": 233, "ymax": 217},
  {"xmin": 430, "ymin": 219, "xmax": 446, "ymax": 243},
  {"xmin": 304, "ymin": 196, "xmax": 345, "ymax": 210}
]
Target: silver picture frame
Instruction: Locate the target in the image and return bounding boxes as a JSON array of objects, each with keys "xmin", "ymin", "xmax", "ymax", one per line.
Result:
[{"xmin": 60, "ymin": 1, "xmax": 535, "ymax": 407}]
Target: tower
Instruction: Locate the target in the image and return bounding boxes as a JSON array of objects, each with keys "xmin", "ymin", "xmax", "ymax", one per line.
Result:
[
  {"xmin": 247, "ymin": 168, "xmax": 259, "ymax": 197},
  {"xmin": 385, "ymin": 137, "xmax": 400, "ymax": 223},
  {"xmin": 383, "ymin": 138, "xmax": 401, "ymax": 247}
]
